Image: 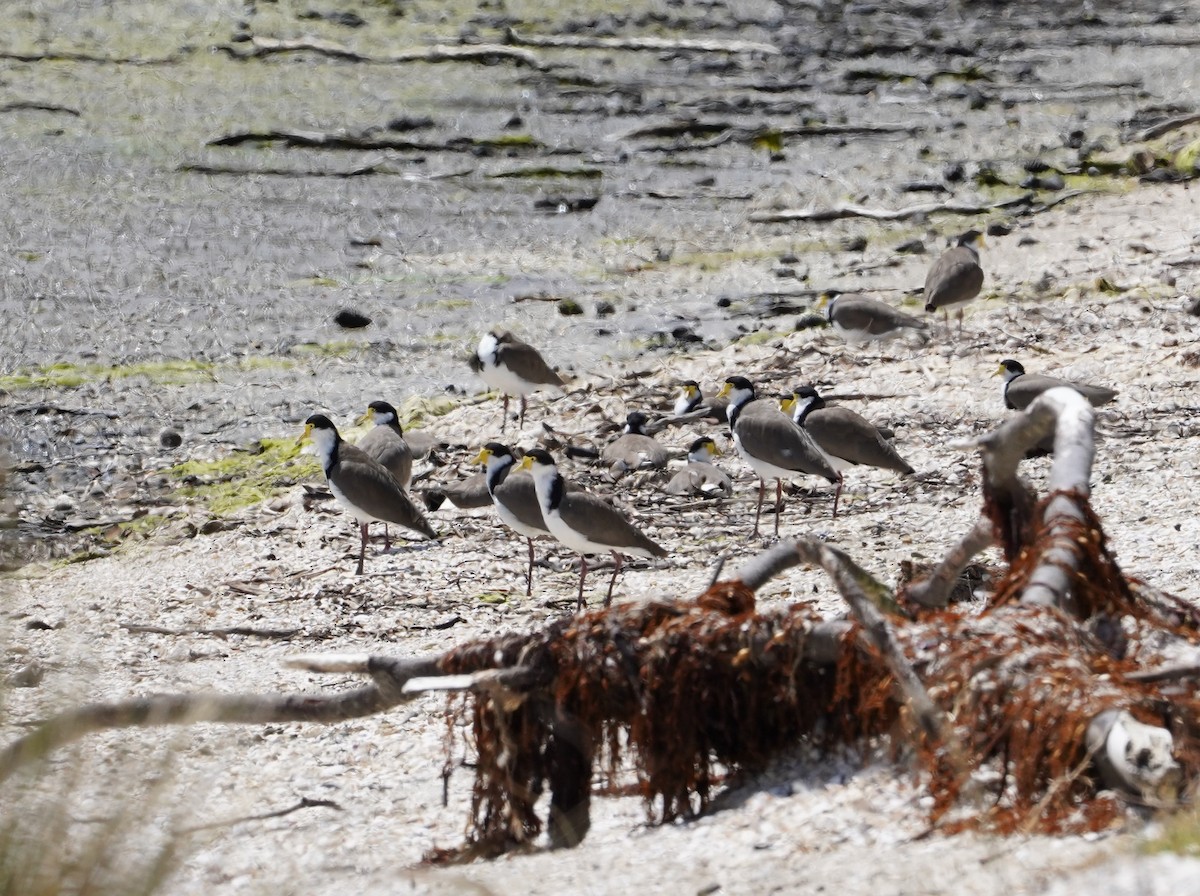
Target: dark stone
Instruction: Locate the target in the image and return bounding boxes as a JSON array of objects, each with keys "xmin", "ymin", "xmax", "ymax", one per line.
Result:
[
  {"xmin": 159, "ymin": 429, "xmax": 183, "ymax": 449},
  {"xmin": 842, "ymin": 235, "xmax": 868, "ymax": 252},
  {"xmin": 895, "ymin": 238, "xmax": 926, "ymax": 255},
  {"xmin": 557, "ymin": 298, "xmax": 584, "ymax": 316},
  {"xmin": 335, "ymin": 309, "xmax": 372, "ymax": 329},
  {"xmin": 943, "ymin": 162, "xmax": 966, "ymax": 183},
  {"xmin": 595, "ymin": 301, "xmax": 616, "ymax": 317},
  {"xmin": 986, "ymin": 221, "xmax": 1013, "ymax": 236}
]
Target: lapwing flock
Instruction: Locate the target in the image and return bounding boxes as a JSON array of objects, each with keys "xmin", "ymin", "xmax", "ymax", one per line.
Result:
[{"xmin": 297, "ymin": 233, "xmax": 1120, "ymax": 610}]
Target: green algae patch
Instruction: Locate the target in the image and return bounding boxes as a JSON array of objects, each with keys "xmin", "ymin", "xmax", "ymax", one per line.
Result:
[
  {"xmin": 169, "ymin": 437, "xmax": 318, "ymax": 516},
  {"xmin": 397, "ymin": 394, "xmax": 460, "ymax": 429},
  {"xmin": 0, "ymin": 359, "xmax": 215, "ymax": 391}
]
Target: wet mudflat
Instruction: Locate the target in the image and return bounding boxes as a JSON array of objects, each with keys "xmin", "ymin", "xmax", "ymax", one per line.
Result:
[{"xmin": 3, "ymin": 2, "xmax": 1200, "ymax": 894}]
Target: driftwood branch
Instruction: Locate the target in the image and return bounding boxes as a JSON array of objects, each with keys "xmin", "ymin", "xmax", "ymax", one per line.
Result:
[
  {"xmin": 747, "ymin": 194, "xmax": 1034, "ymax": 224},
  {"xmin": 0, "ymin": 655, "xmax": 439, "ymax": 783},
  {"xmin": 224, "ymin": 36, "xmax": 546, "ymax": 70},
  {"xmin": 906, "ymin": 518, "xmax": 996, "ymax": 609},
  {"xmin": 979, "ymin": 387, "xmax": 1096, "ymax": 610},
  {"xmin": 506, "ymin": 27, "xmax": 779, "ymax": 56}
]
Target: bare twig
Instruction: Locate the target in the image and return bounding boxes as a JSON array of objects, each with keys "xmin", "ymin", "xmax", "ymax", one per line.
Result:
[
  {"xmin": 178, "ymin": 797, "xmax": 341, "ymax": 834},
  {"xmin": 747, "ymin": 194, "xmax": 1034, "ymax": 224},
  {"xmin": 906, "ymin": 519, "xmax": 996, "ymax": 608},
  {"xmin": 120, "ymin": 622, "xmax": 302, "ymax": 640},
  {"xmin": 506, "ymin": 27, "xmax": 779, "ymax": 56}
]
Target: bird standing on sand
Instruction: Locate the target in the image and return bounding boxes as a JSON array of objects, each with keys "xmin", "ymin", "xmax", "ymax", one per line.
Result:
[
  {"xmin": 995, "ymin": 359, "xmax": 1119, "ymax": 410},
  {"xmin": 299, "ymin": 414, "xmax": 437, "ymax": 575},
  {"xmin": 521, "ymin": 448, "xmax": 666, "ymax": 609},
  {"xmin": 602, "ymin": 411, "xmax": 669, "ymax": 474},
  {"xmin": 718, "ymin": 375, "xmax": 839, "ymax": 537},
  {"xmin": 824, "ymin": 294, "xmax": 928, "ymax": 344},
  {"xmin": 784, "ymin": 386, "xmax": 914, "ymax": 516},
  {"xmin": 473, "ymin": 442, "xmax": 549, "ymax": 596},
  {"xmin": 924, "ymin": 230, "xmax": 985, "ymax": 335},
  {"xmin": 355, "ymin": 400, "xmax": 415, "ymax": 550},
  {"xmin": 665, "ymin": 436, "xmax": 732, "ymax": 497},
  {"xmin": 470, "ymin": 331, "xmax": 564, "ymax": 431}
]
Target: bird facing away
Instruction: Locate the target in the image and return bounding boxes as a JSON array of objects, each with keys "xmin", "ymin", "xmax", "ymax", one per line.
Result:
[
  {"xmin": 356, "ymin": 400, "xmax": 413, "ymax": 485},
  {"xmin": 602, "ymin": 411, "xmax": 669, "ymax": 475},
  {"xmin": 355, "ymin": 400, "xmax": 417, "ymax": 550},
  {"xmin": 473, "ymin": 442, "xmax": 549, "ymax": 596},
  {"xmin": 299, "ymin": 414, "xmax": 437, "ymax": 575},
  {"xmin": 673, "ymin": 380, "xmax": 729, "ymax": 423},
  {"xmin": 785, "ymin": 386, "xmax": 914, "ymax": 516},
  {"xmin": 718, "ymin": 375, "xmax": 839, "ymax": 537},
  {"xmin": 824, "ymin": 294, "xmax": 928, "ymax": 344},
  {"xmin": 995, "ymin": 359, "xmax": 1119, "ymax": 411},
  {"xmin": 665, "ymin": 436, "xmax": 733, "ymax": 497},
  {"xmin": 470, "ymin": 330, "xmax": 564, "ymax": 431},
  {"xmin": 924, "ymin": 230, "xmax": 985, "ymax": 335},
  {"xmin": 520, "ymin": 448, "xmax": 666, "ymax": 609}
]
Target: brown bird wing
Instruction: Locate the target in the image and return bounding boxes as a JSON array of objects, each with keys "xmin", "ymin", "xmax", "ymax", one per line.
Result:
[
  {"xmin": 1006, "ymin": 374, "xmax": 1118, "ymax": 411},
  {"xmin": 497, "ymin": 336, "xmax": 564, "ymax": 387},
  {"xmin": 558, "ymin": 490, "xmax": 667, "ymax": 557},
  {"xmin": 602, "ymin": 434, "xmax": 669, "ymax": 469},
  {"xmin": 333, "ymin": 444, "xmax": 437, "ymax": 538},
  {"xmin": 805, "ymin": 408, "xmax": 914, "ymax": 474},
  {"xmin": 491, "ymin": 471, "xmax": 547, "ymax": 531},
  {"xmin": 924, "ymin": 247, "xmax": 983, "ymax": 309},
  {"xmin": 356, "ymin": 426, "xmax": 413, "ymax": 488},
  {"xmin": 738, "ymin": 403, "xmax": 839, "ymax": 481},
  {"xmin": 835, "ymin": 296, "xmax": 926, "ymax": 334}
]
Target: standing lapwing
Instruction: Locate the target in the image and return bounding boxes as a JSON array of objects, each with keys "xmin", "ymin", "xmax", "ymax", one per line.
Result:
[
  {"xmin": 299, "ymin": 414, "xmax": 437, "ymax": 575},
  {"xmin": 473, "ymin": 442, "xmax": 550, "ymax": 596},
  {"xmin": 924, "ymin": 230, "xmax": 985, "ymax": 335},
  {"xmin": 784, "ymin": 386, "xmax": 914, "ymax": 516},
  {"xmin": 470, "ymin": 330, "xmax": 564, "ymax": 431},
  {"xmin": 718, "ymin": 375, "xmax": 839, "ymax": 536},
  {"xmin": 520, "ymin": 448, "xmax": 666, "ymax": 609},
  {"xmin": 355, "ymin": 400, "xmax": 415, "ymax": 549}
]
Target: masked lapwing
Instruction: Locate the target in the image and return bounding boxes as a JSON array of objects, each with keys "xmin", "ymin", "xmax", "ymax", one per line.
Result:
[
  {"xmin": 924, "ymin": 230, "xmax": 985, "ymax": 335},
  {"xmin": 824, "ymin": 294, "xmax": 927, "ymax": 344},
  {"xmin": 354, "ymin": 400, "xmax": 415, "ymax": 550},
  {"xmin": 996, "ymin": 359, "xmax": 1118, "ymax": 411},
  {"xmin": 299, "ymin": 414, "xmax": 437, "ymax": 575},
  {"xmin": 664, "ymin": 436, "xmax": 732, "ymax": 497},
  {"xmin": 470, "ymin": 330, "xmax": 564, "ymax": 431},
  {"xmin": 784, "ymin": 386, "xmax": 914, "ymax": 516},
  {"xmin": 602, "ymin": 411, "xmax": 668, "ymax": 475},
  {"xmin": 473, "ymin": 442, "xmax": 550, "ymax": 596},
  {"xmin": 520, "ymin": 448, "xmax": 666, "ymax": 609},
  {"xmin": 718, "ymin": 375, "xmax": 839, "ymax": 536},
  {"xmin": 673, "ymin": 380, "xmax": 729, "ymax": 423}
]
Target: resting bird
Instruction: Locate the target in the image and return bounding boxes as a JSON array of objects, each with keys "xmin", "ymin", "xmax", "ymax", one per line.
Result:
[
  {"xmin": 470, "ymin": 331, "xmax": 564, "ymax": 431},
  {"xmin": 521, "ymin": 448, "xmax": 666, "ymax": 609},
  {"xmin": 995, "ymin": 359, "xmax": 1119, "ymax": 411},
  {"xmin": 924, "ymin": 230, "xmax": 985, "ymax": 335},
  {"xmin": 673, "ymin": 380, "xmax": 729, "ymax": 423},
  {"xmin": 602, "ymin": 411, "xmax": 669, "ymax": 475},
  {"xmin": 299, "ymin": 414, "xmax": 437, "ymax": 575},
  {"xmin": 665, "ymin": 436, "xmax": 732, "ymax": 497},
  {"xmin": 824, "ymin": 294, "xmax": 927, "ymax": 344},
  {"xmin": 784, "ymin": 386, "xmax": 914, "ymax": 516},
  {"xmin": 355, "ymin": 400, "xmax": 415, "ymax": 548},
  {"xmin": 718, "ymin": 375, "xmax": 839, "ymax": 536}
]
